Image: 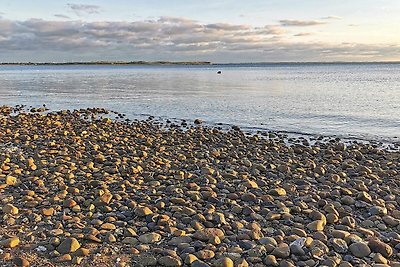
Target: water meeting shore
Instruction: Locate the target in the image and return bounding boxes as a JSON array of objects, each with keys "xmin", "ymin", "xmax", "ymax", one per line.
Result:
[{"xmin": 1, "ymin": 105, "xmax": 400, "ymax": 267}]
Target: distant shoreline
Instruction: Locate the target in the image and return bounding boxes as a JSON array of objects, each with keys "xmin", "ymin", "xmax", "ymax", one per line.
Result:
[
  {"xmin": 1, "ymin": 61, "xmax": 400, "ymax": 66},
  {"xmin": 0, "ymin": 61, "xmax": 212, "ymax": 66}
]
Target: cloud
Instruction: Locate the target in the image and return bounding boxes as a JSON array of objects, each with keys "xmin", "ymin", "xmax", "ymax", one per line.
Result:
[
  {"xmin": 321, "ymin": 16, "xmax": 342, "ymax": 20},
  {"xmin": 256, "ymin": 25, "xmax": 287, "ymax": 35},
  {"xmin": 67, "ymin": 4, "xmax": 100, "ymax": 16},
  {"xmin": 206, "ymin": 23, "xmax": 251, "ymax": 31},
  {"xmin": 280, "ymin": 19, "xmax": 327, "ymax": 27},
  {"xmin": 0, "ymin": 16, "xmax": 398, "ymax": 62},
  {"xmin": 294, "ymin": 32, "xmax": 313, "ymax": 37},
  {"xmin": 0, "ymin": 17, "xmax": 284, "ymax": 53},
  {"xmin": 54, "ymin": 14, "xmax": 71, "ymax": 19}
]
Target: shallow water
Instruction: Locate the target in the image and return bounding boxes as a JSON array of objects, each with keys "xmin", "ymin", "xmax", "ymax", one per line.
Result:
[{"xmin": 0, "ymin": 63, "xmax": 399, "ymax": 142}]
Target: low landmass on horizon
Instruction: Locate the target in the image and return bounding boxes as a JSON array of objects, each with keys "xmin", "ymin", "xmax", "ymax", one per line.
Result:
[
  {"xmin": 0, "ymin": 61, "xmax": 212, "ymax": 66},
  {"xmin": 1, "ymin": 61, "xmax": 400, "ymax": 66}
]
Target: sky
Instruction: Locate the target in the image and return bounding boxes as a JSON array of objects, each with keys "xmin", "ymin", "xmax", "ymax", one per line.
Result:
[{"xmin": 0, "ymin": 0, "xmax": 399, "ymax": 63}]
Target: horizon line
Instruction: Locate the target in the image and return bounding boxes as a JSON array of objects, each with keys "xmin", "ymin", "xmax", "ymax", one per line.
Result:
[{"xmin": 1, "ymin": 60, "xmax": 400, "ymax": 66}]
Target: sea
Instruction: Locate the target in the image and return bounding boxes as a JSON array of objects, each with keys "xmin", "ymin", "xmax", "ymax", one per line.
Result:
[{"xmin": 0, "ymin": 63, "xmax": 399, "ymax": 143}]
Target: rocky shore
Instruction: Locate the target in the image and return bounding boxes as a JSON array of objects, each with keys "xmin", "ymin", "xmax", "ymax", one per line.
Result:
[{"xmin": 1, "ymin": 105, "xmax": 400, "ymax": 267}]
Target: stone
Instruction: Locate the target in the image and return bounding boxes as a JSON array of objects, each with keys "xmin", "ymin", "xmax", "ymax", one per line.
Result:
[
  {"xmin": 193, "ymin": 228, "xmax": 224, "ymax": 241},
  {"xmin": 158, "ymin": 255, "xmax": 182, "ymax": 266},
  {"xmin": 330, "ymin": 238, "xmax": 348, "ymax": 253},
  {"xmin": 168, "ymin": 236, "xmax": 192, "ymax": 246},
  {"xmin": 192, "ymin": 260, "xmax": 211, "ymax": 267},
  {"xmin": 382, "ymin": 215, "xmax": 399, "ymax": 227},
  {"xmin": 349, "ymin": 242, "xmax": 371, "ymax": 258},
  {"xmin": 138, "ymin": 233, "xmax": 161, "ymax": 243},
  {"xmin": 236, "ymin": 259, "xmax": 249, "ymax": 267},
  {"xmin": 122, "ymin": 237, "xmax": 138, "ymax": 245},
  {"xmin": 369, "ymin": 206, "xmax": 387, "ymax": 216},
  {"xmin": 368, "ymin": 239, "xmax": 393, "ymax": 258},
  {"xmin": 307, "ymin": 220, "xmax": 325, "ymax": 231},
  {"xmin": 5, "ymin": 175, "xmax": 17, "ymax": 186},
  {"xmin": 55, "ymin": 254, "xmax": 72, "ymax": 262},
  {"xmin": 357, "ymin": 192, "xmax": 372, "ymax": 203},
  {"xmin": 290, "ymin": 244, "xmax": 305, "ymax": 256},
  {"xmin": 326, "ymin": 213, "xmax": 339, "ymax": 224},
  {"xmin": 269, "ymin": 188, "xmax": 286, "ymax": 196},
  {"xmin": 266, "ymin": 212, "xmax": 281, "ymax": 221},
  {"xmin": 101, "ymin": 222, "xmax": 116, "ymax": 230},
  {"xmin": 373, "ymin": 253, "xmax": 388, "ymax": 264},
  {"xmin": 106, "ymin": 233, "xmax": 117, "ymax": 243},
  {"xmin": 75, "ymin": 248, "xmax": 90, "ymax": 256},
  {"xmin": 279, "ymin": 260, "xmax": 296, "ymax": 267},
  {"xmin": 135, "ymin": 206, "xmax": 153, "ymax": 216},
  {"xmin": 0, "ymin": 252, "xmax": 12, "ymax": 261},
  {"xmin": 331, "ymin": 230, "xmax": 350, "ymax": 239},
  {"xmin": 41, "ymin": 207, "xmax": 54, "ymax": 216},
  {"xmin": 264, "ymin": 255, "xmax": 278, "ymax": 266},
  {"xmin": 184, "ymin": 254, "xmax": 198, "ymax": 265},
  {"xmin": 271, "ymin": 243, "xmax": 290, "ymax": 258},
  {"xmin": 341, "ymin": 196, "xmax": 355, "ymax": 205},
  {"xmin": 195, "ymin": 249, "xmax": 215, "ymax": 260},
  {"xmin": 0, "ymin": 236, "xmax": 20, "ymax": 248},
  {"xmin": 213, "ymin": 257, "xmax": 234, "ymax": 267},
  {"xmin": 72, "ymin": 257, "xmax": 83, "ymax": 264},
  {"xmin": 63, "ymin": 198, "xmax": 77, "ymax": 208},
  {"xmin": 13, "ymin": 257, "xmax": 30, "ymax": 267},
  {"xmin": 259, "ymin": 237, "xmax": 278, "ymax": 247},
  {"xmin": 241, "ymin": 192, "xmax": 257, "ymax": 202},
  {"xmin": 340, "ymin": 216, "xmax": 356, "ymax": 228},
  {"xmin": 57, "ymin": 238, "xmax": 81, "ymax": 254},
  {"xmin": 3, "ymin": 204, "xmax": 19, "ymax": 215},
  {"xmin": 100, "ymin": 192, "xmax": 113, "ymax": 204}
]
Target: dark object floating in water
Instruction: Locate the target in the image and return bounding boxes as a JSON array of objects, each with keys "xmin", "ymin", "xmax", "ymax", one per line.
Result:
[
  {"xmin": 194, "ymin": 118, "xmax": 204, "ymax": 124},
  {"xmin": 217, "ymin": 71, "xmax": 222, "ymax": 74}
]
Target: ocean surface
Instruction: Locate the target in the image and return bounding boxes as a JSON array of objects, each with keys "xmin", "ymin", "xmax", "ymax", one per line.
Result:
[{"xmin": 0, "ymin": 63, "xmax": 399, "ymax": 142}]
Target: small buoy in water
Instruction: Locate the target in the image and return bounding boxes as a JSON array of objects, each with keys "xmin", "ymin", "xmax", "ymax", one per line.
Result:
[{"xmin": 217, "ymin": 71, "xmax": 222, "ymax": 74}]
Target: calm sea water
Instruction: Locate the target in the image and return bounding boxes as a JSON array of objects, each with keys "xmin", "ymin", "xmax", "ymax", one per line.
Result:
[{"xmin": 0, "ymin": 64, "xmax": 399, "ymax": 142}]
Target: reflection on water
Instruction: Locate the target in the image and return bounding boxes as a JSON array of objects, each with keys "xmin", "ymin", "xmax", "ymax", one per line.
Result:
[{"xmin": 0, "ymin": 64, "xmax": 399, "ymax": 141}]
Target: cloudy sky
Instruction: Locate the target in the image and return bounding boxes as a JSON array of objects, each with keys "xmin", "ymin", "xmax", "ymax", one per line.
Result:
[{"xmin": 0, "ymin": 0, "xmax": 399, "ymax": 62}]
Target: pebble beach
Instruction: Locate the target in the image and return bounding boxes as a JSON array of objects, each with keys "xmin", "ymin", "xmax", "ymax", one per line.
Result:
[{"xmin": 1, "ymin": 105, "xmax": 400, "ymax": 267}]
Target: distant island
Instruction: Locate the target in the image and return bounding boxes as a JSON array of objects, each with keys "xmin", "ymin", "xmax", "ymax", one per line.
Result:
[{"xmin": 0, "ymin": 61, "xmax": 212, "ymax": 66}]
